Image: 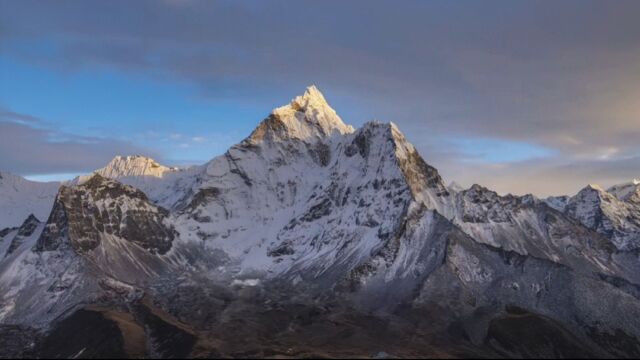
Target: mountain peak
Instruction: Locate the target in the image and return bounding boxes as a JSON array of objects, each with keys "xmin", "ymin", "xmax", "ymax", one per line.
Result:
[
  {"xmin": 248, "ymin": 85, "xmax": 354, "ymax": 143},
  {"xmin": 96, "ymin": 155, "xmax": 177, "ymax": 179},
  {"xmin": 22, "ymin": 213, "xmax": 40, "ymax": 224},
  {"xmin": 607, "ymin": 178, "xmax": 640, "ymax": 201},
  {"xmin": 297, "ymin": 84, "xmax": 327, "ymax": 106},
  {"xmin": 586, "ymin": 183, "xmax": 604, "ymax": 191}
]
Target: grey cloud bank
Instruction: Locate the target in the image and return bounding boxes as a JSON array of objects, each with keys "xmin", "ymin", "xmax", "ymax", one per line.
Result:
[{"xmin": 0, "ymin": 111, "xmax": 159, "ymax": 176}]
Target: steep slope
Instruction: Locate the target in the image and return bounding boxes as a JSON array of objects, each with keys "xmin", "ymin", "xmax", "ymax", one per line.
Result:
[
  {"xmin": 172, "ymin": 107, "xmax": 410, "ymax": 281},
  {"xmin": 36, "ymin": 174, "xmax": 178, "ymax": 281},
  {"xmin": 445, "ymin": 185, "xmax": 617, "ymax": 275},
  {"xmin": 347, "ymin": 206, "xmax": 640, "ymax": 357},
  {"xmin": 564, "ymin": 185, "xmax": 640, "ymax": 251},
  {"xmin": 544, "ymin": 195, "xmax": 570, "ymax": 212},
  {"xmin": 608, "ymin": 179, "xmax": 640, "ymax": 201},
  {"xmin": 0, "ymin": 172, "xmax": 59, "ymax": 230},
  {"xmin": 539, "ymin": 180, "xmax": 640, "ymax": 252},
  {"xmin": 1, "ymin": 214, "xmax": 41, "ymax": 259},
  {"xmin": 0, "ymin": 174, "xmax": 179, "ymax": 325}
]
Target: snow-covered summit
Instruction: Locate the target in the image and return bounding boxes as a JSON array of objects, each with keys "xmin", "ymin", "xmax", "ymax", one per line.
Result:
[
  {"xmin": 248, "ymin": 85, "xmax": 355, "ymax": 143},
  {"xmin": 67, "ymin": 155, "xmax": 191, "ymax": 209},
  {"xmin": 564, "ymin": 183, "xmax": 640, "ymax": 250},
  {"xmin": 95, "ymin": 155, "xmax": 178, "ymax": 179},
  {"xmin": 0, "ymin": 171, "xmax": 59, "ymax": 229},
  {"xmin": 607, "ymin": 178, "xmax": 640, "ymax": 201}
]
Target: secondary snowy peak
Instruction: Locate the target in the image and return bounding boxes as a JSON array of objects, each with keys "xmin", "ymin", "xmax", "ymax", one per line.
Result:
[
  {"xmin": 0, "ymin": 171, "xmax": 59, "ymax": 229},
  {"xmin": 362, "ymin": 121, "xmax": 449, "ymax": 200},
  {"xmin": 247, "ymin": 85, "xmax": 355, "ymax": 143},
  {"xmin": 68, "ymin": 156, "xmax": 196, "ymax": 210},
  {"xmin": 607, "ymin": 179, "xmax": 640, "ymax": 202},
  {"xmin": 95, "ymin": 155, "xmax": 178, "ymax": 179},
  {"xmin": 565, "ymin": 184, "xmax": 640, "ymax": 250}
]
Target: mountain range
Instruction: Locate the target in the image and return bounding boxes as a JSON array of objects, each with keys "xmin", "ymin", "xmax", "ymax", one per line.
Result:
[{"xmin": 1, "ymin": 86, "xmax": 640, "ymax": 358}]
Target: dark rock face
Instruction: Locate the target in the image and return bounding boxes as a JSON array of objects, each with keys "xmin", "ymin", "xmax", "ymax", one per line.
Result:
[
  {"xmin": 36, "ymin": 310, "xmax": 128, "ymax": 359},
  {"xmin": 132, "ymin": 301, "xmax": 197, "ymax": 358},
  {"xmin": 15, "ymin": 214, "xmax": 39, "ymax": 238},
  {"xmin": 0, "ymin": 325, "xmax": 39, "ymax": 358},
  {"xmin": 27, "ymin": 297, "xmax": 198, "ymax": 359},
  {"xmin": 34, "ymin": 192, "xmax": 70, "ymax": 252},
  {"xmin": 187, "ymin": 187, "xmax": 221, "ymax": 212},
  {"xmin": 397, "ymin": 145, "xmax": 449, "ymax": 197},
  {"xmin": 5, "ymin": 214, "xmax": 40, "ymax": 256},
  {"xmin": 459, "ymin": 184, "xmax": 527, "ymax": 223},
  {"xmin": 268, "ymin": 242, "xmax": 295, "ymax": 257},
  {"xmin": 388, "ymin": 125, "xmax": 449, "ymax": 199},
  {"xmin": 36, "ymin": 175, "xmax": 175, "ymax": 255},
  {"xmin": 300, "ymin": 198, "xmax": 333, "ymax": 222},
  {"xmin": 0, "ymin": 227, "xmax": 16, "ymax": 238},
  {"xmin": 484, "ymin": 308, "xmax": 596, "ymax": 358},
  {"xmin": 225, "ymin": 151, "xmax": 253, "ymax": 187},
  {"xmin": 345, "ymin": 130, "xmax": 370, "ymax": 158},
  {"xmin": 307, "ymin": 142, "xmax": 331, "ymax": 167},
  {"xmin": 246, "ymin": 114, "xmax": 289, "ymax": 143}
]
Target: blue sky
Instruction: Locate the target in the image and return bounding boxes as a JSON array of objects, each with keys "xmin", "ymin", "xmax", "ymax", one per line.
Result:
[
  {"xmin": 1, "ymin": 54, "xmax": 552, "ymax": 174},
  {"xmin": 1, "ymin": 0, "xmax": 640, "ymax": 196},
  {"xmin": 0, "ymin": 57, "xmax": 258, "ymax": 165}
]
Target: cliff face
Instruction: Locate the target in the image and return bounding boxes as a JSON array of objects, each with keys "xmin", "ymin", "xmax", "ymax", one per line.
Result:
[{"xmin": 37, "ymin": 174, "xmax": 175, "ymax": 255}]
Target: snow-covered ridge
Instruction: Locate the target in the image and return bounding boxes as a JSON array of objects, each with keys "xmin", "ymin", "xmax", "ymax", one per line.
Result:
[
  {"xmin": 543, "ymin": 195, "xmax": 570, "ymax": 212},
  {"xmin": 607, "ymin": 179, "xmax": 640, "ymax": 201},
  {"xmin": 0, "ymin": 172, "xmax": 59, "ymax": 229},
  {"xmin": 563, "ymin": 184, "xmax": 640, "ymax": 250}
]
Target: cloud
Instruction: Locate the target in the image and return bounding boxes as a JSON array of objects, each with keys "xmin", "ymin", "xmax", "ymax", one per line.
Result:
[
  {"xmin": 435, "ymin": 155, "xmax": 640, "ymax": 197},
  {"xmin": 1, "ymin": 0, "xmax": 640, "ymax": 194},
  {"xmin": 0, "ymin": 109, "xmax": 160, "ymax": 175},
  {"xmin": 0, "ymin": 106, "xmax": 43, "ymax": 125}
]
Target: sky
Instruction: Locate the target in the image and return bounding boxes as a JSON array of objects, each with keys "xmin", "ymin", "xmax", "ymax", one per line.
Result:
[{"xmin": 1, "ymin": 0, "xmax": 640, "ymax": 196}]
